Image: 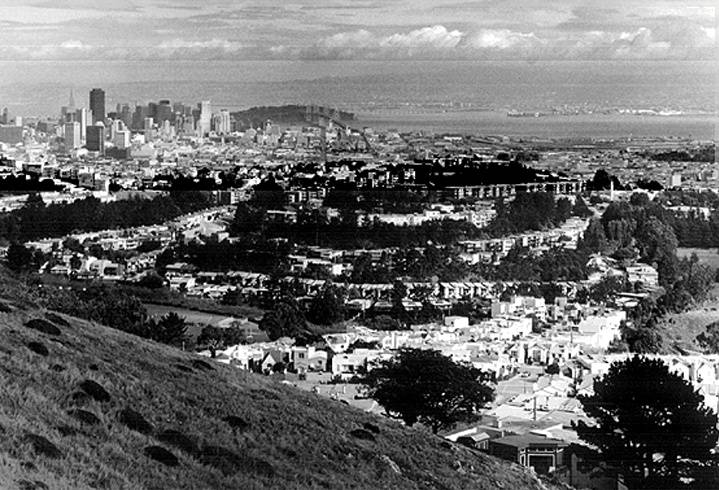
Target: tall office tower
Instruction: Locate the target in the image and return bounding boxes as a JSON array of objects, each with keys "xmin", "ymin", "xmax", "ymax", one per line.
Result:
[
  {"xmin": 213, "ymin": 109, "xmax": 231, "ymax": 134},
  {"xmin": 75, "ymin": 108, "xmax": 88, "ymax": 143},
  {"xmin": 86, "ymin": 124, "xmax": 105, "ymax": 154},
  {"xmin": 64, "ymin": 122, "xmax": 81, "ymax": 149},
  {"xmin": 68, "ymin": 89, "xmax": 76, "ymax": 110},
  {"xmin": 148, "ymin": 102, "xmax": 158, "ymax": 120},
  {"xmin": 0, "ymin": 108, "xmax": 7, "ymax": 124},
  {"xmin": 198, "ymin": 100, "xmax": 211, "ymax": 136},
  {"xmin": 132, "ymin": 105, "xmax": 145, "ymax": 131},
  {"xmin": 156, "ymin": 100, "xmax": 172, "ymax": 124},
  {"xmin": 89, "ymin": 88, "xmax": 106, "ymax": 124},
  {"xmin": 120, "ymin": 104, "xmax": 132, "ymax": 129}
]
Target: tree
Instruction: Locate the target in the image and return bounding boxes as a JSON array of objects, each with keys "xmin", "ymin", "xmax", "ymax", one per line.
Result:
[
  {"xmin": 63, "ymin": 237, "xmax": 85, "ymax": 253},
  {"xmin": 390, "ymin": 280, "xmax": 410, "ymax": 326},
  {"xmin": 696, "ymin": 321, "xmax": 719, "ymax": 354},
  {"xmin": 572, "ymin": 195, "xmax": 594, "ymax": 218},
  {"xmin": 545, "ymin": 362, "xmax": 560, "ymax": 375},
  {"xmin": 197, "ymin": 324, "xmax": 247, "ymax": 357},
  {"xmin": 623, "ymin": 319, "xmax": 663, "ymax": 354},
  {"xmin": 138, "ymin": 271, "xmax": 165, "ymax": 289},
  {"xmin": 362, "ymin": 348, "xmax": 494, "ymax": 433},
  {"xmin": 574, "ymin": 356, "xmax": 719, "ymax": 489},
  {"xmin": 5, "ymin": 243, "xmax": 34, "ymax": 272},
  {"xmin": 149, "ymin": 312, "xmax": 187, "ymax": 346},
  {"xmin": 259, "ymin": 298, "xmax": 309, "ymax": 342},
  {"xmin": 69, "ymin": 254, "xmax": 83, "ymax": 271},
  {"xmin": 306, "ymin": 285, "xmax": 346, "ymax": 326}
]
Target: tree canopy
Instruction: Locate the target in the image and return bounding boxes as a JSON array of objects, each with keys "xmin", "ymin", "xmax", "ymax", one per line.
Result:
[
  {"xmin": 574, "ymin": 356, "xmax": 719, "ymax": 489},
  {"xmin": 362, "ymin": 348, "xmax": 494, "ymax": 433},
  {"xmin": 259, "ymin": 298, "xmax": 310, "ymax": 343}
]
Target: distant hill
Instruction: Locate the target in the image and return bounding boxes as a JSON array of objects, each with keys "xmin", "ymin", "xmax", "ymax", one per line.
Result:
[
  {"xmin": 231, "ymin": 105, "xmax": 355, "ymax": 130},
  {"xmin": 0, "ymin": 271, "xmax": 561, "ymax": 489}
]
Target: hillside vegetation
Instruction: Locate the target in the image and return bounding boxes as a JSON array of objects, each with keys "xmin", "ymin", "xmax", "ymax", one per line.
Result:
[{"xmin": 0, "ymin": 285, "xmax": 560, "ymax": 489}]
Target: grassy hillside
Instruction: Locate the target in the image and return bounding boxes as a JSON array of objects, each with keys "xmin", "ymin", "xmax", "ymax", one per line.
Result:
[{"xmin": 0, "ymin": 295, "xmax": 562, "ymax": 489}]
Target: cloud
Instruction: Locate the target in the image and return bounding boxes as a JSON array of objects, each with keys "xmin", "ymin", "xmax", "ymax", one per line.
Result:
[
  {"xmin": 380, "ymin": 25, "xmax": 463, "ymax": 49},
  {"xmin": 302, "ymin": 19, "xmax": 715, "ymax": 60},
  {"xmin": 157, "ymin": 38, "xmax": 245, "ymax": 52},
  {"xmin": 58, "ymin": 39, "xmax": 92, "ymax": 50},
  {"xmin": 308, "ymin": 25, "xmax": 464, "ymax": 58},
  {"xmin": 464, "ymin": 29, "xmax": 542, "ymax": 50}
]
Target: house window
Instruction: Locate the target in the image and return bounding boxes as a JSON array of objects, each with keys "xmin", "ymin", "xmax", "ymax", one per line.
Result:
[{"xmin": 298, "ymin": 353, "xmax": 305, "ymax": 359}]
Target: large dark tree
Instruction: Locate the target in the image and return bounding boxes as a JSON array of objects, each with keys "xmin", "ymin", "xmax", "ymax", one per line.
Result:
[
  {"xmin": 197, "ymin": 324, "xmax": 247, "ymax": 357},
  {"xmin": 148, "ymin": 312, "xmax": 187, "ymax": 346},
  {"xmin": 362, "ymin": 348, "xmax": 494, "ymax": 433},
  {"xmin": 259, "ymin": 298, "xmax": 309, "ymax": 342},
  {"xmin": 574, "ymin": 356, "xmax": 719, "ymax": 489},
  {"xmin": 5, "ymin": 243, "xmax": 34, "ymax": 272},
  {"xmin": 306, "ymin": 285, "xmax": 346, "ymax": 326}
]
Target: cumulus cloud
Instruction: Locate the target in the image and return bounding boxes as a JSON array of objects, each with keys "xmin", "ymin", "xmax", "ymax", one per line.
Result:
[
  {"xmin": 302, "ymin": 20, "xmax": 715, "ymax": 60},
  {"xmin": 464, "ymin": 29, "xmax": 542, "ymax": 50},
  {"xmin": 308, "ymin": 25, "xmax": 465, "ymax": 58},
  {"xmin": 380, "ymin": 25, "xmax": 463, "ymax": 49}
]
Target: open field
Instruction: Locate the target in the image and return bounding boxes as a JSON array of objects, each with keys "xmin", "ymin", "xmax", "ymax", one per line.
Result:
[{"xmin": 145, "ymin": 303, "xmax": 232, "ymax": 325}]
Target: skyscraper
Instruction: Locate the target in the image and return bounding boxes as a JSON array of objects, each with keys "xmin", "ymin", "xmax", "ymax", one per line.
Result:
[
  {"xmin": 75, "ymin": 108, "xmax": 88, "ymax": 143},
  {"xmin": 198, "ymin": 100, "xmax": 211, "ymax": 136},
  {"xmin": 86, "ymin": 124, "xmax": 105, "ymax": 154},
  {"xmin": 89, "ymin": 88, "xmax": 106, "ymax": 124},
  {"xmin": 213, "ymin": 109, "xmax": 231, "ymax": 135},
  {"xmin": 64, "ymin": 122, "xmax": 81, "ymax": 149}
]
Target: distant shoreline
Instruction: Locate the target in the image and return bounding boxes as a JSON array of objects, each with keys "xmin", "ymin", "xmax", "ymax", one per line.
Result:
[{"xmin": 357, "ymin": 110, "xmax": 717, "ymax": 139}]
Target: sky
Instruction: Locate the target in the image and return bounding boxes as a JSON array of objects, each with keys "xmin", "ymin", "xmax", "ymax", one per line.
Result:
[{"xmin": 0, "ymin": 0, "xmax": 715, "ymax": 61}]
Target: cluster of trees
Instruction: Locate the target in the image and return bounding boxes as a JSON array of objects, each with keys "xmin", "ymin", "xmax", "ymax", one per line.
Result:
[
  {"xmin": 585, "ymin": 169, "xmax": 624, "ymax": 191},
  {"xmin": 232, "ymin": 202, "xmax": 484, "ymax": 250},
  {"xmin": 656, "ymin": 189, "xmax": 719, "ymax": 208},
  {"xmin": 581, "ymin": 195, "xmax": 714, "ymax": 297},
  {"xmin": 412, "ymin": 159, "xmax": 559, "ymax": 187},
  {"xmin": 347, "ymin": 246, "xmax": 470, "ymax": 284},
  {"xmin": 477, "ymin": 247, "xmax": 589, "ymax": 283},
  {"xmin": 257, "ymin": 297, "xmax": 321, "ymax": 345},
  {"xmin": 5, "ymin": 242, "xmax": 45, "ymax": 273},
  {"xmin": 156, "ymin": 237, "xmax": 290, "ymax": 275},
  {"xmin": 31, "ymin": 283, "xmax": 187, "ymax": 346},
  {"xmin": 323, "ymin": 187, "xmax": 430, "ymax": 214},
  {"xmin": 0, "ymin": 174, "xmax": 63, "ymax": 192},
  {"xmin": 643, "ymin": 146, "xmax": 716, "ymax": 163},
  {"xmin": 486, "ymin": 192, "xmax": 575, "ymax": 235},
  {"xmin": 0, "ymin": 191, "xmax": 214, "ymax": 243}
]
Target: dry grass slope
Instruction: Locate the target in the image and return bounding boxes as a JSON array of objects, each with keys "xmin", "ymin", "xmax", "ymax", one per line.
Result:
[{"xmin": 0, "ymin": 296, "xmax": 563, "ymax": 489}]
